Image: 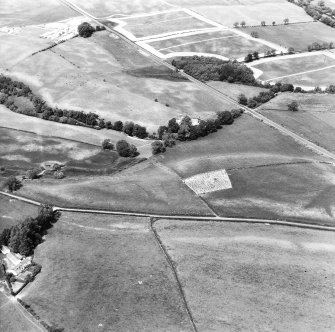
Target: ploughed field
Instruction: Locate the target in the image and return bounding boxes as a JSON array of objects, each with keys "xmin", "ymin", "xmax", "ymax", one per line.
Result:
[
  {"xmin": 155, "ymin": 219, "xmax": 335, "ymax": 331},
  {"xmin": 21, "ymin": 213, "xmax": 192, "ymax": 332}
]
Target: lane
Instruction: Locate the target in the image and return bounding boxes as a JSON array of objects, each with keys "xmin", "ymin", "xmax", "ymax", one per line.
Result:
[
  {"xmin": 58, "ymin": 0, "xmax": 335, "ymax": 162},
  {"xmin": 1, "ymin": 191, "xmax": 335, "ymax": 232}
]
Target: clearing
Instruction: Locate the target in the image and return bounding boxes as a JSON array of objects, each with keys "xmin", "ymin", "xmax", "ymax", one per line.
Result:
[
  {"xmin": 155, "ymin": 219, "xmax": 335, "ymax": 331},
  {"xmin": 20, "ymin": 212, "xmax": 193, "ymax": 331}
]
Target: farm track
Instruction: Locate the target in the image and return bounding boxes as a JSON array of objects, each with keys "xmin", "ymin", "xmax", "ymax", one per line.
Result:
[{"xmin": 58, "ymin": 0, "xmax": 335, "ymax": 163}]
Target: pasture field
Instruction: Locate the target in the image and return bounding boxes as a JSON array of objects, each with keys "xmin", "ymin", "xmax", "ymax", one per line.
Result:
[
  {"xmin": 18, "ymin": 161, "xmax": 213, "ymax": 216},
  {"xmin": 0, "ymin": 0, "xmax": 76, "ymax": 27},
  {"xmin": 0, "ymin": 106, "xmax": 150, "ymax": 155},
  {"xmin": 148, "ymin": 30, "xmax": 271, "ymax": 60},
  {"xmin": 252, "ymin": 53, "xmax": 335, "ymax": 82},
  {"xmin": 155, "ymin": 219, "xmax": 335, "ymax": 331},
  {"xmin": 243, "ymin": 22, "xmax": 335, "ymax": 51},
  {"xmin": 166, "ymin": 0, "xmax": 312, "ymax": 27},
  {"xmin": 156, "ymin": 114, "xmax": 335, "ymax": 223},
  {"xmin": 0, "ymin": 292, "xmax": 38, "ymax": 332},
  {"xmin": 0, "ymin": 195, "xmax": 38, "ymax": 233},
  {"xmin": 117, "ymin": 10, "xmax": 214, "ymax": 39},
  {"xmin": 68, "ymin": 0, "xmax": 171, "ymax": 17},
  {"xmin": 258, "ymin": 93, "xmax": 335, "ymax": 154},
  {"xmin": 21, "ymin": 212, "xmax": 192, "ymax": 332},
  {"xmin": 7, "ymin": 32, "xmax": 231, "ymax": 132},
  {"xmin": 0, "ymin": 127, "xmax": 143, "ymax": 178}
]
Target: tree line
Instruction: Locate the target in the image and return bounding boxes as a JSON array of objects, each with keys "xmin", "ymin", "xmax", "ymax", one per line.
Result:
[{"xmin": 0, "ymin": 75, "xmax": 148, "ymax": 139}]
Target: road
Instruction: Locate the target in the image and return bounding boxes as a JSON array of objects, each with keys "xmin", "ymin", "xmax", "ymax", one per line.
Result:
[{"xmin": 58, "ymin": 0, "xmax": 335, "ymax": 162}]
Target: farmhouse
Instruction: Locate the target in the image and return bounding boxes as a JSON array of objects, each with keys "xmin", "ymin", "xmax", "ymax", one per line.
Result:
[{"xmin": 1, "ymin": 245, "xmax": 32, "ymax": 276}]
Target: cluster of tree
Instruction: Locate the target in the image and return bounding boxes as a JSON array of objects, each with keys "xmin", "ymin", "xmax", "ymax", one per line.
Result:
[
  {"xmin": 0, "ymin": 204, "xmax": 60, "ymax": 256},
  {"xmin": 77, "ymin": 22, "xmax": 105, "ymax": 38},
  {"xmin": 238, "ymin": 90, "xmax": 276, "ymax": 108},
  {"xmin": 288, "ymin": 101, "xmax": 299, "ymax": 111},
  {"xmin": 17, "ymin": 299, "xmax": 64, "ymax": 332},
  {"xmin": 307, "ymin": 41, "xmax": 334, "ymax": 51},
  {"xmin": 152, "ymin": 109, "xmax": 244, "ymax": 154},
  {"xmin": 245, "ymin": 51, "xmax": 260, "ymax": 62},
  {"xmin": 288, "ymin": 0, "xmax": 335, "ymax": 28},
  {"xmin": 172, "ymin": 56, "xmax": 257, "ymax": 85},
  {"xmin": 102, "ymin": 139, "xmax": 139, "ymax": 157},
  {"xmin": 4, "ymin": 176, "xmax": 22, "ymax": 192},
  {"xmin": 0, "ymin": 75, "xmax": 148, "ymax": 138}
]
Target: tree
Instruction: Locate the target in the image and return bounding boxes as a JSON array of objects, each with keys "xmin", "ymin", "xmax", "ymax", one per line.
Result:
[
  {"xmin": 241, "ymin": 20, "xmax": 246, "ymax": 27},
  {"xmin": 253, "ymin": 51, "xmax": 259, "ymax": 60},
  {"xmin": 113, "ymin": 120, "xmax": 123, "ymax": 131},
  {"xmin": 244, "ymin": 53, "xmax": 253, "ymax": 62},
  {"xmin": 122, "ymin": 121, "xmax": 134, "ymax": 136},
  {"xmin": 151, "ymin": 141, "xmax": 166, "ymax": 155},
  {"xmin": 233, "ymin": 22, "xmax": 239, "ymax": 28},
  {"xmin": 288, "ymin": 101, "xmax": 299, "ymax": 112},
  {"xmin": 162, "ymin": 133, "xmax": 176, "ymax": 147},
  {"xmin": 217, "ymin": 111, "xmax": 234, "ymax": 125},
  {"xmin": 78, "ymin": 22, "xmax": 95, "ymax": 38},
  {"xmin": 132, "ymin": 124, "xmax": 148, "ymax": 139},
  {"xmin": 251, "ymin": 31, "xmax": 259, "ymax": 38},
  {"xmin": 102, "ymin": 139, "xmax": 114, "ymax": 150},
  {"xmin": 238, "ymin": 93, "xmax": 248, "ymax": 105},
  {"xmin": 167, "ymin": 118, "xmax": 180, "ymax": 133},
  {"xmin": 4, "ymin": 176, "xmax": 22, "ymax": 192},
  {"xmin": 26, "ymin": 168, "xmax": 40, "ymax": 180},
  {"xmin": 261, "ymin": 21, "xmax": 266, "ymax": 26},
  {"xmin": 284, "ymin": 18, "xmax": 289, "ymax": 24},
  {"xmin": 116, "ymin": 140, "xmax": 138, "ymax": 157},
  {"xmin": 272, "ymin": 21, "xmax": 276, "ymax": 25},
  {"xmin": 288, "ymin": 47, "xmax": 295, "ymax": 54},
  {"xmin": 157, "ymin": 125, "xmax": 168, "ymax": 139}
]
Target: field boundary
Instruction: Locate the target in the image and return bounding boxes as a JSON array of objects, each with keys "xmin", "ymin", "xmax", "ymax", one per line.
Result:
[{"xmin": 1, "ymin": 191, "xmax": 334, "ymax": 231}]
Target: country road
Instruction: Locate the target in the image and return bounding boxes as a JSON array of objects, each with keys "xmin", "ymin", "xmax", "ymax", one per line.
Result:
[{"xmin": 58, "ymin": 0, "xmax": 335, "ymax": 163}]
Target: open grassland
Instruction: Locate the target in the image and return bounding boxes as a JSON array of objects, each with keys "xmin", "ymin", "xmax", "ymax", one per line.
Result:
[
  {"xmin": 0, "ymin": 106, "xmax": 150, "ymax": 156},
  {"xmin": 0, "ymin": 127, "xmax": 143, "ymax": 177},
  {"xmin": 167, "ymin": 0, "xmax": 312, "ymax": 27},
  {"xmin": 18, "ymin": 161, "xmax": 213, "ymax": 216},
  {"xmin": 0, "ymin": 293, "xmax": 39, "ymax": 332},
  {"xmin": 155, "ymin": 220, "xmax": 335, "ymax": 331},
  {"xmin": 119, "ymin": 11, "xmax": 213, "ymax": 39},
  {"xmin": 149, "ymin": 30, "xmax": 271, "ymax": 59},
  {"xmin": 6, "ymin": 32, "xmax": 231, "ymax": 132},
  {"xmin": 258, "ymin": 93, "xmax": 335, "ymax": 154},
  {"xmin": 0, "ymin": 0, "xmax": 76, "ymax": 27},
  {"xmin": 0, "ymin": 195, "xmax": 38, "ymax": 233},
  {"xmin": 252, "ymin": 54, "xmax": 335, "ymax": 82},
  {"xmin": 21, "ymin": 213, "xmax": 192, "ymax": 332},
  {"xmin": 243, "ymin": 22, "xmax": 335, "ymax": 51},
  {"xmin": 156, "ymin": 114, "xmax": 335, "ymax": 223},
  {"xmin": 69, "ymin": 0, "xmax": 172, "ymax": 17}
]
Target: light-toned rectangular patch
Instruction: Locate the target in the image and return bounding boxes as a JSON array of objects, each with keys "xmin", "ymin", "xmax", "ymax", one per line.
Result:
[{"xmin": 184, "ymin": 169, "xmax": 232, "ymax": 195}]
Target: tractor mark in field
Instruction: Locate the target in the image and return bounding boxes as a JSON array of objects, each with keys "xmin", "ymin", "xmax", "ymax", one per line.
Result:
[
  {"xmin": 264, "ymin": 64, "xmax": 335, "ymax": 82},
  {"xmin": 158, "ymin": 35, "xmax": 238, "ymax": 51},
  {"xmin": 126, "ymin": 16, "xmax": 192, "ymax": 27}
]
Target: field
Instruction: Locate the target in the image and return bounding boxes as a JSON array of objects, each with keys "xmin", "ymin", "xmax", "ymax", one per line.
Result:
[
  {"xmin": 0, "ymin": 195, "xmax": 38, "ymax": 233},
  {"xmin": 20, "ymin": 212, "xmax": 192, "ymax": 331},
  {"xmin": 252, "ymin": 53, "xmax": 335, "ymax": 82},
  {"xmin": 0, "ymin": 0, "xmax": 76, "ymax": 27},
  {"xmin": 166, "ymin": 0, "xmax": 312, "ymax": 27},
  {"xmin": 243, "ymin": 22, "xmax": 335, "ymax": 51},
  {"xmin": 18, "ymin": 161, "xmax": 213, "ymax": 216},
  {"xmin": 68, "ymin": 0, "xmax": 172, "ymax": 17},
  {"xmin": 258, "ymin": 93, "xmax": 335, "ymax": 154},
  {"xmin": 147, "ymin": 29, "xmax": 272, "ymax": 60},
  {"xmin": 155, "ymin": 219, "xmax": 335, "ymax": 331},
  {"xmin": 156, "ymin": 114, "xmax": 335, "ymax": 223},
  {"xmin": 117, "ymin": 10, "xmax": 214, "ymax": 39},
  {"xmin": 5, "ymin": 32, "xmax": 232, "ymax": 133}
]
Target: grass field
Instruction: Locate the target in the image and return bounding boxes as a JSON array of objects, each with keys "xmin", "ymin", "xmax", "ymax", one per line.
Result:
[
  {"xmin": 0, "ymin": 195, "xmax": 38, "ymax": 233},
  {"xmin": 0, "ymin": 127, "xmax": 144, "ymax": 177},
  {"xmin": 6, "ymin": 32, "xmax": 233, "ymax": 132},
  {"xmin": 69, "ymin": 0, "xmax": 172, "ymax": 17},
  {"xmin": 258, "ymin": 93, "xmax": 335, "ymax": 154},
  {"xmin": 156, "ymin": 114, "xmax": 334, "ymax": 223},
  {"xmin": 118, "ymin": 11, "xmax": 213, "ymax": 39},
  {"xmin": 21, "ymin": 212, "xmax": 192, "ymax": 331},
  {"xmin": 155, "ymin": 219, "xmax": 335, "ymax": 331},
  {"xmin": 148, "ymin": 30, "xmax": 271, "ymax": 59},
  {"xmin": 252, "ymin": 54, "xmax": 335, "ymax": 82},
  {"xmin": 18, "ymin": 161, "xmax": 213, "ymax": 216},
  {"xmin": 168, "ymin": 0, "xmax": 312, "ymax": 27},
  {"xmin": 243, "ymin": 22, "xmax": 335, "ymax": 51},
  {"xmin": 0, "ymin": 0, "xmax": 76, "ymax": 27}
]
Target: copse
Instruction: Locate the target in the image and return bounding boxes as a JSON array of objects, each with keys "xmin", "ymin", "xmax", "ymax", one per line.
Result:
[
  {"xmin": 151, "ymin": 141, "xmax": 166, "ymax": 155},
  {"xmin": 78, "ymin": 22, "xmax": 95, "ymax": 38},
  {"xmin": 288, "ymin": 101, "xmax": 299, "ymax": 112},
  {"xmin": 116, "ymin": 140, "xmax": 138, "ymax": 157},
  {"xmin": 4, "ymin": 176, "xmax": 22, "ymax": 192},
  {"xmin": 102, "ymin": 139, "xmax": 114, "ymax": 150}
]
